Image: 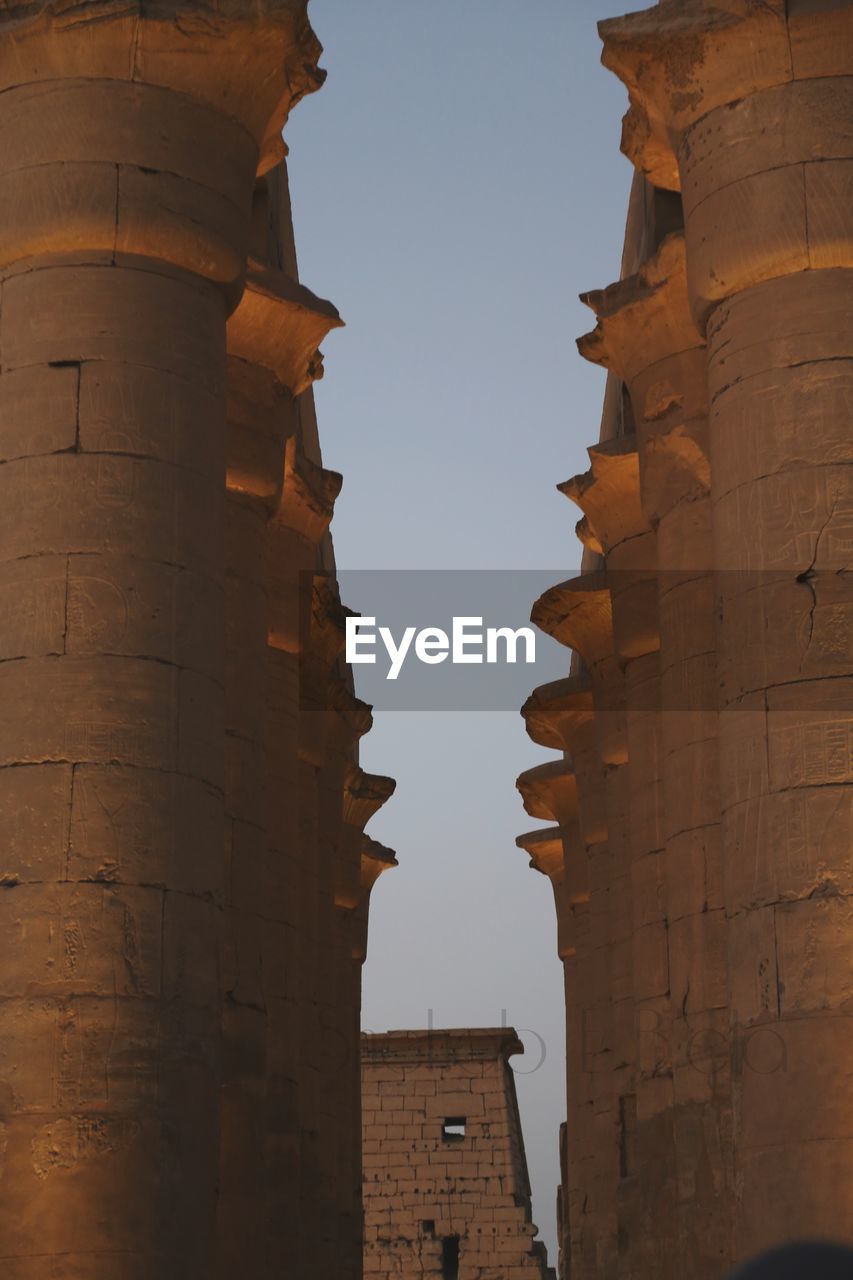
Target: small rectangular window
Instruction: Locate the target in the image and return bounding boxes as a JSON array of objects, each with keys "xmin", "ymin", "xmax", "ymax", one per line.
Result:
[
  {"xmin": 441, "ymin": 1117, "xmax": 466, "ymax": 1141},
  {"xmin": 422, "ymin": 1219, "xmax": 435, "ymax": 1235}
]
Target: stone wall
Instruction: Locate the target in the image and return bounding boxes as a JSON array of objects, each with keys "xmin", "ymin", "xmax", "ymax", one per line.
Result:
[{"xmin": 362, "ymin": 1029, "xmax": 554, "ymax": 1280}]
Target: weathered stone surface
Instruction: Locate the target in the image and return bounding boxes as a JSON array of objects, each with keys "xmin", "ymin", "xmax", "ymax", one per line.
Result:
[
  {"xmin": 227, "ymin": 261, "xmax": 343, "ymax": 397},
  {"xmin": 0, "ymin": 1, "xmax": 326, "ymax": 172},
  {"xmin": 78, "ymin": 361, "xmax": 224, "ymax": 480},
  {"xmin": 362, "ymin": 1029, "xmax": 553, "ymax": 1279},
  {"xmin": 525, "ymin": 4, "xmax": 853, "ymax": 1273},
  {"xmin": 0, "ymin": 8, "xmax": 393, "ymax": 1278}
]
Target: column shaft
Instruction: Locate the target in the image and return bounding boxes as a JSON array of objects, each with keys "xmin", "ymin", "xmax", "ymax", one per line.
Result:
[
  {"xmin": 600, "ymin": 7, "xmax": 853, "ymax": 1255},
  {"xmin": 708, "ymin": 269, "xmax": 853, "ymax": 1251},
  {"xmin": 0, "ymin": 254, "xmax": 227, "ymax": 1280}
]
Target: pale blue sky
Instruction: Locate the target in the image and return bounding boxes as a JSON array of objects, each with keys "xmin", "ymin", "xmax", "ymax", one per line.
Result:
[{"xmin": 286, "ymin": 1, "xmax": 633, "ymax": 1261}]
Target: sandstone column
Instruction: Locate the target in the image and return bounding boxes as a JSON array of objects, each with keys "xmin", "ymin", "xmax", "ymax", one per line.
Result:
[
  {"xmin": 267, "ymin": 559, "xmax": 344, "ymax": 1279},
  {"xmin": 0, "ymin": 6, "xmax": 324, "ymax": 1276},
  {"xmin": 560, "ymin": 436, "xmax": 672, "ymax": 1275},
  {"xmin": 337, "ymin": 790, "xmax": 396, "ymax": 1279},
  {"xmin": 269, "ymin": 547, "xmax": 397, "ymax": 1280},
  {"xmin": 516, "ymin": 767, "xmax": 587, "ymax": 967},
  {"xmin": 220, "ymin": 192, "xmax": 343, "ymax": 1278},
  {"xmin": 296, "ymin": 588, "xmax": 348, "ymax": 1276},
  {"xmin": 576, "ymin": 233, "xmax": 734, "ymax": 1274},
  {"xmin": 317, "ymin": 681, "xmax": 373, "ymax": 1276},
  {"xmin": 529, "ymin": 583, "xmax": 625, "ymax": 1280},
  {"xmin": 514, "ymin": 747, "xmax": 589, "ymax": 1274},
  {"xmin": 601, "ymin": 0, "xmax": 853, "ymax": 1253}
]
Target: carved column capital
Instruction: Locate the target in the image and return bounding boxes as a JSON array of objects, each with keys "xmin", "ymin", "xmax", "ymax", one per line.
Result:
[
  {"xmin": 336, "ymin": 768, "xmax": 396, "ymax": 917},
  {"xmin": 517, "ymin": 760, "xmax": 580, "ymax": 831},
  {"xmin": 598, "ymin": 0, "xmax": 790, "ymax": 190},
  {"xmin": 343, "ymin": 767, "xmax": 397, "ymax": 831},
  {"xmin": 532, "ymin": 573, "xmax": 613, "ymax": 669},
  {"xmin": 227, "ymin": 263, "xmax": 343, "ymax": 398},
  {"xmin": 532, "ymin": 574, "xmax": 626, "ymax": 764},
  {"xmin": 325, "ymin": 678, "xmax": 374, "ymax": 756},
  {"xmin": 600, "ymin": 5, "xmax": 853, "ymax": 319},
  {"xmin": 577, "ymin": 234, "xmax": 709, "ymax": 525},
  {"xmin": 516, "ymin": 826, "xmax": 565, "ymax": 883},
  {"xmin": 352, "ymin": 836, "xmax": 398, "ymax": 963},
  {"xmin": 561, "ymin": 436, "xmax": 647, "ymax": 554},
  {"xmin": 516, "ymin": 827, "xmax": 588, "ymax": 960},
  {"xmin": 521, "ymin": 676, "xmax": 594, "ymax": 753},
  {"xmin": 578, "ymin": 231, "xmax": 695, "ymax": 362},
  {"xmin": 561, "ymin": 437, "xmax": 659, "ymax": 662},
  {"xmin": 0, "ymin": 0, "xmax": 324, "ymax": 159},
  {"xmin": 0, "ymin": 4, "xmax": 325, "ymax": 297},
  {"xmin": 276, "ymin": 437, "xmax": 343, "ymax": 541}
]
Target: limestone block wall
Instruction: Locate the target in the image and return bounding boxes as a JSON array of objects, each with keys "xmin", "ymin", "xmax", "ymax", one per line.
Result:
[
  {"xmin": 0, "ymin": 4, "xmax": 394, "ymax": 1278},
  {"xmin": 518, "ymin": 3, "xmax": 853, "ymax": 1276},
  {"xmin": 362, "ymin": 1029, "xmax": 554, "ymax": 1280}
]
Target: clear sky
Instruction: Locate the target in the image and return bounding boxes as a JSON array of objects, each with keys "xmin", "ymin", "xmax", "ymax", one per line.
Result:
[{"xmin": 286, "ymin": 1, "xmax": 633, "ymax": 1262}]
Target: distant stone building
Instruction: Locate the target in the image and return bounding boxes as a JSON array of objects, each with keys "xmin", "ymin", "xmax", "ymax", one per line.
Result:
[
  {"xmin": 517, "ymin": 2, "xmax": 853, "ymax": 1278},
  {"xmin": 362, "ymin": 1029, "xmax": 554, "ymax": 1280}
]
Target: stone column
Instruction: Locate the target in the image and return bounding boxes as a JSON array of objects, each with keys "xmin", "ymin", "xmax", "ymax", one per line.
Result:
[
  {"xmin": 601, "ymin": 1, "xmax": 853, "ymax": 1253},
  {"xmin": 529, "ymin": 586, "xmax": 625, "ymax": 1280},
  {"xmin": 266, "ymin": 555, "xmax": 341, "ymax": 1279},
  {"xmin": 317, "ymin": 681, "xmax": 372, "ymax": 1277},
  {"xmin": 521, "ymin": 677, "xmax": 608, "ymax": 880},
  {"xmin": 220, "ymin": 231, "xmax": 342, "ymax": 1277},
  {"xmin": 576, "ymin": 233, "xmax": 735, "ymax": 1274},
  {"xmin": 515, "ymin": 760, "xmax": 588, "ymax": 1279},
  {"xmin": 583, "ymin": 232, "xmax": 730, "ymax": 1275},
  {"xmin": 284, "ymin": 576, "xmax": 396, "ymax": 1280},
  {"xmin": 0, "ymin": 6, "xmax": 322, "ymax": 1277},
  {"xmin": 519, "ymin": 676, "xmax": 610, "ymax": 1280},
  {"xmin": 263, "ymin": 440, "xmax": 343, "ymax": 1280},
  {"xmin": 337, "ymin": 770, "xmax": 396, "ymax": 1277},
  {"xmin": 352, "ymin": 837, "xmax": 399, "ymax": 978},
  {"xmin": 299, "ymin": 595, "xmax": 347, "ymax": 1277},
  {"xmin": 515, "ymin": 757, "xmax": 591, "ymax": 1199},
  {"xmin": 560, "ymin": 435, "xmax": 670, "ymax": 1274},
  {"xmin": 516, "ymin": 764, "xmax": 588, "ymax": 965},
  {"xmin": 352, "ymin": 837, "xmax": 396, "ymax": 1276}
]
